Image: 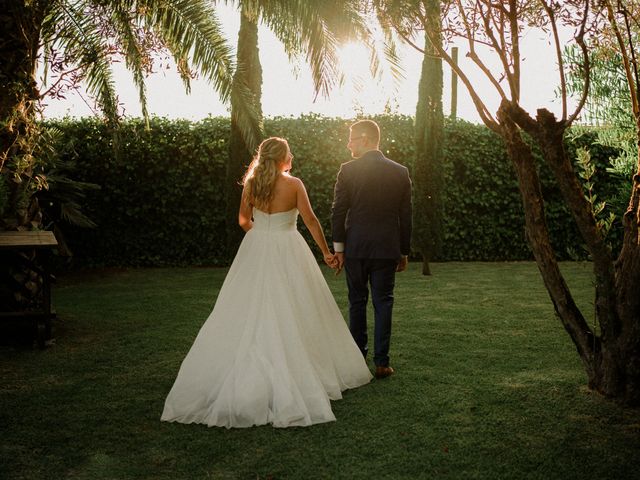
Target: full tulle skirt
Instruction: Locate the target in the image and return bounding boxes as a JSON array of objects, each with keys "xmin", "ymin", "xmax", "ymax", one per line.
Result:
[{"xmin": 161, "ymin": 209, "xmax": 372, "ymax": 428}]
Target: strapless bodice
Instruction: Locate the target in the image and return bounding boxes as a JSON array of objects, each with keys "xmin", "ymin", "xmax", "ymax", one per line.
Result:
[{"xmin": 252, "ymin": 208, "xmax": 298, "ymax": 231}]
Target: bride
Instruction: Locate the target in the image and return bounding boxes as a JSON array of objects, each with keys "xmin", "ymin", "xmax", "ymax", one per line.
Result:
[{"xmin": 161, "ymin": 137, "xmax": 372, "ymax": 428}]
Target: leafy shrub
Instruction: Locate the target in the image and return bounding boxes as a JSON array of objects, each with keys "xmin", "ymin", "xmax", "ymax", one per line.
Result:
[{"xmin": 49, "ymin": 117, "xmax": 230, "ymax": 266}]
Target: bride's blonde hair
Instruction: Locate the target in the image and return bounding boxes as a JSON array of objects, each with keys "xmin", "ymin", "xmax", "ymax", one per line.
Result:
[{"xmin": 242, "ymin": 137, "xmax": 289, "ymax": 210}]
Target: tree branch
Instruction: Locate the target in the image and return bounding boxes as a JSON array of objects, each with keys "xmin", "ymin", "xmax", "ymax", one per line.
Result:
[
  {"xmin": 454, "ymin": 0, "xmax": 477, "ymax": 52},
  {"xmin": 508, "ymin": 0, "xmax": 520, "ymax": 102},
  {"xmin": 605, "ymin": 0, "xmax": 639, "ymax": 117},
  {"xmin": 502, "ymin": 99, "xmax": 538, "ymax": 133},
  {"xmin": 453, "ymin": 0, "xmax": 508, "ymax": 101},
  {"xmin": 566, "ymin": 0, "xmax": 591, "ymax": 126},
  {"xmin": 479, "ymin": 0, "xmax": 517, "ymax": 100},
  {"xmin": 426, "ymin": 29, "xmax": 499, "ymax": 130},
  {"xmin": 39, "ymin": 65, "xmax": 84, "ymax": 99},
  {"xmin": 541, "ymin": 0, "xmax": 567, "ymax": 120},
  {"xmin": 619, "ymin": 1, "xmax": 640, "ymax": 110},
  {"xmin": 392, "ymin": 24, "xmax": 425, "ymax": 54}
]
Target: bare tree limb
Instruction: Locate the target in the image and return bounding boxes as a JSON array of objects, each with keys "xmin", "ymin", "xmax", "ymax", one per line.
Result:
[
  {"xmin": 442, "ymin": 32, "xmax": 495, "ymax": 49},
  {"xmin": 508, "ymin": 0, "xmax": 520, "ymax": 102},
  {"xmin": 392, "ymin": 25, "xmax": 425, "ymax": 54},
  {"xmin": 448, "ymin": 1, "xmax": 508, "ymax": 102},
  {"xmin": 468, "ymin": 50, "xmax": 509, "ymax": 100},
  {"xmin": 426, "ymin": 29, "xmax": 500, "ymax": 130},
  {"xmin": 566, "ymin": 0, "xmax": 591, "ymax": 126},
  {"xmin": 604, "ymin": 0, "xmax": 639, "ymax": 117},
  {"xmin": 540, "ymin": 0, "xmax": 567, "ymax": 120},
  {"xmin": 450, "ymin": 4, "xmax": 499, "ymax": 98},
  {"xmin": 619, "ymin": 2, "xmax": 640, "ymax": 111},
  {"xmin": 479, "ymin": 0, "xmax": 517, "ymax": 100},
  {"xmin": 39, "ymin": 65, "xmax": 84, "ymax": 99},
  {"xmin": 455, "ymin": 0, "xmax": 476, "ymax": 52}
]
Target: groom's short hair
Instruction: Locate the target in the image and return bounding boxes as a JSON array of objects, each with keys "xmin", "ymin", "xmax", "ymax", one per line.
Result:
[{"xmin": 350, "ymin": 119, "xmax": 380, "ymax": 145}]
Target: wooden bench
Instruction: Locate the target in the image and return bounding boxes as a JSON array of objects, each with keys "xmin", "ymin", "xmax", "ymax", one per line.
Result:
[{"xmin": 0, "ymin": 231, "xmax": 58, "ymax": 348}]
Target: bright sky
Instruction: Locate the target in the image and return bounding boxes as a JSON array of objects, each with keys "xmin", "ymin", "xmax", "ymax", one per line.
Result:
[{"xmin": 41, "ymin": 5, "xmax": 576, "ymax": 124}]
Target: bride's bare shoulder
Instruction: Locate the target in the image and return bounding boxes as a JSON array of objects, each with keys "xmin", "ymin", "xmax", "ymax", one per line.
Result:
[{"xmin": 280, "ymin": 173, "xmax": 304, "ymax": 188}]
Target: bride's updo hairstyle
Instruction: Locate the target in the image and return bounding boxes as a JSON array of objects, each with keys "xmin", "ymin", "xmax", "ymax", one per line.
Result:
[{"xmin": 242, "ymin": 137, "xmax": 289, "ymax": 210}]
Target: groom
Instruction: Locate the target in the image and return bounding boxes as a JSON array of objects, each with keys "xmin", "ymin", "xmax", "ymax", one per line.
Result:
[{"xmin": 331, "ymin": 119, "xmax": 412, "ymax": 379}]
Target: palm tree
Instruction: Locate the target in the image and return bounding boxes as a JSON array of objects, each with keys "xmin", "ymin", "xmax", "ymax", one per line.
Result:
[
  {"xmin": 0, "ymin": 0, "xmax": 249, "ymax": 327},
  {"xmin": 222, "ymin": 0, "xmax": 374, "ymax": 256},
  {"xmin": 0, "ymin": 0, "xmax": 242, "ymax": 229}
]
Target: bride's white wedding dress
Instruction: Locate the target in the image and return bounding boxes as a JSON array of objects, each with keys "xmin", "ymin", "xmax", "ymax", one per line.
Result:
[{"xmin": 161, "ymin": 208, "xmax": 372, "ymax": 428}]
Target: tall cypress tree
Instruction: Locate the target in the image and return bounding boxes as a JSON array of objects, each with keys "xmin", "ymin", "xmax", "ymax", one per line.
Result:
[{"xmin": 412, "ymin": 0, "xmax": 444, "ymax": 275}]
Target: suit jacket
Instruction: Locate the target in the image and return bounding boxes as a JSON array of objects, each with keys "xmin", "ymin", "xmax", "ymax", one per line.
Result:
[{"xmin": 331, "ymin": 150, "xmax": 412, "ymax": 259}]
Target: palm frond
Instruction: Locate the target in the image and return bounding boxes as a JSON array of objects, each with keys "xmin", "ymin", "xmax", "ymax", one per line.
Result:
[
  {"xmin": 108, "ymin": 2, "xmax": 151, "ymax": 124},
  {"xmin": 139, "ymin": 0, "xmax": 235, "ymax": 101},
  {"xmin": 382, "ymin": 29, "xmax": 403, "ymax": 75},
  {"xmin": 41, "ymin": 0, "xmax": 240, "ymax": 126},
  {"xmin": 239, "ymin": 0, "xmax": 372, "ymax": 99},
  {"xmin": 42, "ymin": 1, "xmax": 119, "ymax": 123}
]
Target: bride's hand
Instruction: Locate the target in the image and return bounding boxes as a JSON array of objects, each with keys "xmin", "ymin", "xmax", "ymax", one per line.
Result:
[{"xmin": 323, "ymin": 253, "xmax": 338, "ymax": 268}]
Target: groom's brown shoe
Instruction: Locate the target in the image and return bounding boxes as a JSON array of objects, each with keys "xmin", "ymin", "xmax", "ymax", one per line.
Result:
[{"xmin": 375, "ymin": 366, "xmax": 394, "ymax": 379}]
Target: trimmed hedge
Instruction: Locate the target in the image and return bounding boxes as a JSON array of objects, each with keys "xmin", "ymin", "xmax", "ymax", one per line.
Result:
[
  {"xmin": 46, "ymin": 115, "xmax": 623, "ymax": 267},
  {"xmin": 52, "ymin": 117, "xmax": 230, "ymax": 266}
]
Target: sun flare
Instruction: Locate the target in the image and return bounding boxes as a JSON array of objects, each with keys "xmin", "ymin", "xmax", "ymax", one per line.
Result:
[{"xmin": 335, "ymin": 41, "xmax": 403, "ymax": 114}]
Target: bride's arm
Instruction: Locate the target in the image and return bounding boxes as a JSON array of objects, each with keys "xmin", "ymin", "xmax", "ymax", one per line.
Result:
[
  {"xmin": 295, "ymin": 178, "xmax": 332, "ymax": 259},
  {"xmin": 238, "ymin": 185, "xmax": 253, "ymax": 232}
]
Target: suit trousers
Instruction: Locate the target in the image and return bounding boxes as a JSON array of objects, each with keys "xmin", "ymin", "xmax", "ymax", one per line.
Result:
[{"xmin": 344, "ymin": 258, "xmax": 397, "ymax": 367}]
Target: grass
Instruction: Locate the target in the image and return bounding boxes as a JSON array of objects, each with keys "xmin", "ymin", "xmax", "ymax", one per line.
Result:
[{"xmin": 1, "ymin": 262, "xmax": 639, "ymax": 479}]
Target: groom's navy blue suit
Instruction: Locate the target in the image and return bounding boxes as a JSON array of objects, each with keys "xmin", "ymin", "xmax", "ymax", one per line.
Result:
[{"xmin": 331, "ymin": 149, "xmax": 412, "ymax": 367}]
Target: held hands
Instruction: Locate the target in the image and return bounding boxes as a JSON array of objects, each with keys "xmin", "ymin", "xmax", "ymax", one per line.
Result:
[
  {"xmin": 325, "ymin": 253, "xmax": 405, "ymax": 273},
  {"xmin": 323, "ymin": 252, "xmax": 339, "ymax": 269},
  {"xmin": 323, "ymin": 251, "xmax": 344, "ymax": 275}
]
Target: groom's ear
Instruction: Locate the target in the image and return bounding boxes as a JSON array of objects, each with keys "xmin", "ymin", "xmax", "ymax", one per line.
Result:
[{"xmin": 365, "ymin": 137, "xmax": 377, "ymax": 150}]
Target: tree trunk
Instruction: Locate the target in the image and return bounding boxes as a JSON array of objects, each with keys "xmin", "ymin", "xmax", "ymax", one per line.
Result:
[
  {"xmin": 507, "ymin": 105, "xmax": 620, "ymax": 337},
  {"xmin": 0, "ymin": 2, "xmax": 45, "ymax": 229},
  {"xmin": 225, "ymin": 8, "xmax": 263, "ymax": 260},
  {"xmin": 412, "ymin": 3, "xmax": 444, "ymax": 276},
  {"xmin": 421, "ymin": 256, "xmax": 431, "ymax": 276},
  {"xmin": 0, "ymin": 3, "xmax": 49, "ymax": 313},
  {"xmin": 495, "ymin": 103, "xmax": 599, "ymax": 381},
  {"xmin": 500, "ymin": 101, "xmax": 640, "ymax": 405},
  {"xmin": 608, "ymin": 115, "xmax": 640, "ymax": 405},
  {"xmin": 529, "ymin": 110, "xmax": 630, "ymax": 401}
]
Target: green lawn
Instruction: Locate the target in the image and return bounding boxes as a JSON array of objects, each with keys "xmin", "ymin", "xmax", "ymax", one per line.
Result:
[{"xmin": 1, "ymin": 262, "xmax": 639, "ymax": 479}]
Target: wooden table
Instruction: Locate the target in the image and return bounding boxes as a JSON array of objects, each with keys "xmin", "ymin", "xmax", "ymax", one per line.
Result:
[{"xmin": 0, "ymin": 231, "xmax": 58, "ymax": 348}]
